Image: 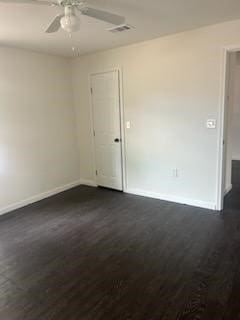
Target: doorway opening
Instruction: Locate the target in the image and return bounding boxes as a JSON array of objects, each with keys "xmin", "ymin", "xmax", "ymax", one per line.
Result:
[{"xmin": 220, "ymin": 50, "xmax": 240, "ymax": 210}]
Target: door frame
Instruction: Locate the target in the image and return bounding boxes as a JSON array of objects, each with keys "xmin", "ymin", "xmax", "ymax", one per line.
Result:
[
  {"xmin": 217, "ymin": 45, "xmax": 240, "ymax": 210},
  {"xmin": 89, "ymin": 68, "xmax": 127, "ymax": 192}
]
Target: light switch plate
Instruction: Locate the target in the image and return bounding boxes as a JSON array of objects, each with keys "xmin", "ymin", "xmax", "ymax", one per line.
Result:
[
  {"xmin": 206, "ymin": 119, "xmax": 217, "ymax": 129},
  {"xmin": 126, "ymin": 121, "xmax": 131, "ymax": 129}
]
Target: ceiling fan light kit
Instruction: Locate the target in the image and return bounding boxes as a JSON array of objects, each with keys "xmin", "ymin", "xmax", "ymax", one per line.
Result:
[{"xmin": 60, "ymin": 6, "xmax": 80, "ymax": 33}]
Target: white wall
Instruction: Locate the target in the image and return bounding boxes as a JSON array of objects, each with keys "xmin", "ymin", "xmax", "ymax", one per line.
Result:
[
  {"xmin": 0, "ymin": 47, "xmax": 79, "ymax": 214},
  {"xmin": 72, "ymin": 19, "xmax": 240, "ymax": 210},
  {"xmin": 232, "ymin": 54, "xmax": 240, "ymax": 160}
]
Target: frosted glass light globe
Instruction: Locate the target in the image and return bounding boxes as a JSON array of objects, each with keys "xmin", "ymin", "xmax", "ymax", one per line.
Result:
[{"xmin": 61, "ymin": 14, "xmax": 80, "ymax": 33}]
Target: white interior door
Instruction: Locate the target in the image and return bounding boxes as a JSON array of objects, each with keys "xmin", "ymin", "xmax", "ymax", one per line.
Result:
[{"xmin": 91, "ymin": 70, "xmax": 123, "ymax": 191}]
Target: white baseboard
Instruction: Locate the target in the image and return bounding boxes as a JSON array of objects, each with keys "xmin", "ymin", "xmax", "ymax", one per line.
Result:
[
  {"xmin": 0, "ymin": 180, "xmax": 81, "ymax": 217},
  {"xmin": 126, "ymin": 188, "xmax": 216, "ymax": 210},
  {"xmin": 80, "ymin": 179, "xmax": 97, "ymax": 187},
  {"xmin": 224, "ymin": 184, "xmax": 233, "ymax": 196},
  {"xmin": 0, "ymin": 180, "xmax": 217, "ymax": 217}
]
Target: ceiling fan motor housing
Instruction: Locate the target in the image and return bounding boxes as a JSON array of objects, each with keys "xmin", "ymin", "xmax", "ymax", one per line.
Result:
[{"xmin": 58, "ymin": 0, "xmax": 84, "ymax": 7}]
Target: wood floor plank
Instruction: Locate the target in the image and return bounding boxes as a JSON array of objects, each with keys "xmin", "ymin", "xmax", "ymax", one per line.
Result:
[{"xmin": 0, "ymin": 177, "xmax": 239, "ymax": 319}]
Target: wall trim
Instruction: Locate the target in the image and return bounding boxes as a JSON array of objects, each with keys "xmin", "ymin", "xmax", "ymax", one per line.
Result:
[
  {"xmin": 0, "ymin": 180, "xmax": 81, "ymax": 217},
  {"xmin": 80, "ymin": 179, "xmax": 97, "ymax": 187},
  {"xmin": 224, "ymin": 184, "xmax": 233, "ymax": 195},
  {"xmin": 217, "ymin": 44, "xmax": 240, "ymax": 211},
  {"xmin": 126, "ymin": 188, "xmax": 216, "ymax": 211}
]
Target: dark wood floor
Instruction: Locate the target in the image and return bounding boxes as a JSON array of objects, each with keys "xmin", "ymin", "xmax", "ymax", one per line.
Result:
[{"xmin": 0, "ymin": 176, "xmax": 240, "ymax": 319}]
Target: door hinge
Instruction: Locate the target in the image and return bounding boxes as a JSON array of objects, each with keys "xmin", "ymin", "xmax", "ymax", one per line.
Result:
[
  {"xmin": 96, "ymin": 170, "xmax": 98, "ymax": 176},
  {"xmin": 91, "ymin": 87, "xmax": 93, "ymax": 95},
  {"xmin": 93, "ymin": 130, "xmax": 96, "ymax": 137}
]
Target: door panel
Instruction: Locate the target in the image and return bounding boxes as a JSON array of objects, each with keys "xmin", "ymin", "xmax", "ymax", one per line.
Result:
[{"xmin": 91, "ymin": 70, "xmax": 123, "ymax": 191}]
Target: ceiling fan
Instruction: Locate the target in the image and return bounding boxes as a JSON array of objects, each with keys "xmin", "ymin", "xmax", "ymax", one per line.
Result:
[{"xmin": 0, "ymin": 0, "xmax": 125, "ymax": 34}]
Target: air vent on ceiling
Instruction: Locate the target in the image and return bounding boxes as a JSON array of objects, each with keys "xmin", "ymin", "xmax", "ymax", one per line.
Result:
[{"xmin": 108, "ymin": 24, "xmax": 133, "ymax": 33}]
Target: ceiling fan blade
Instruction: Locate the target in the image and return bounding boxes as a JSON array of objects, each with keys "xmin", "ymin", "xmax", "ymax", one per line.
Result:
[
  {"xmin": 0, "ymin": 0, "xmax": 56, "ymax": 5},
  {"xmin": 45, "ymin": 14, "xmax": 63, "ymax": 33},
  {"xmin": 80, "ymin": 7, "xmax": 125, "ymax": 25}
]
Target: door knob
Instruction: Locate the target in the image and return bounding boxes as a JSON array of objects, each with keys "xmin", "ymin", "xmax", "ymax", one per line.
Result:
[{"xmin": 114, "ymin": 138, "xmax": 120, "ymax": 143}]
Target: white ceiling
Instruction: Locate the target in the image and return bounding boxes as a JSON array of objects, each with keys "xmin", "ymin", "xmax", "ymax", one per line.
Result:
[{"xmin": 1, "ymin": 0, "xmax": 240, "ymax": 57}]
